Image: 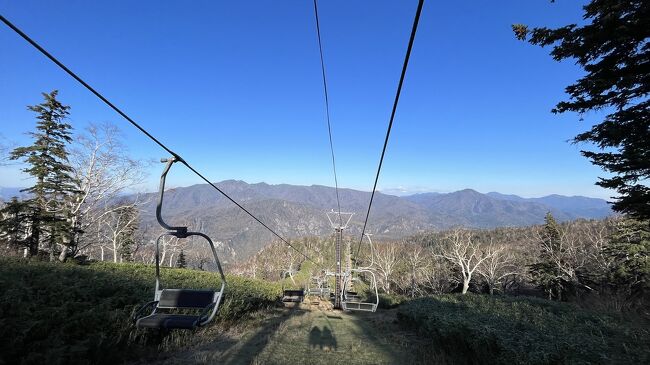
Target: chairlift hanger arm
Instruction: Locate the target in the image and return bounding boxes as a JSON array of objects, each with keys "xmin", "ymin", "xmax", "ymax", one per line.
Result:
[
  {"xmin": 357, "ymin": 233, "xmax": 375, "ymax": 270},
  {"xmin": 156, "ymin": 157, "xmax": 187, "ymax": 234}
]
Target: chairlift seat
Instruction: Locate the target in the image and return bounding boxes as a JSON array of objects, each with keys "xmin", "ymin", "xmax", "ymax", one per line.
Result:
[
  {"xmin": 136, "ymin": 313, "xmax": 202, "ymax": 330},
  {"xmin": 158, "ymin": 289, "xmax": 216, "ymax": 308},
  {"xmin": 282, "ymin": 289, "xmax": 304, "ymax": 302},
  {"xmin": 135, "ymin": 289, "xmax": 222, "ymax": 330},
  {"xmin": 342, "ymin": 301, "xmax": 377, "ymax": 312}
]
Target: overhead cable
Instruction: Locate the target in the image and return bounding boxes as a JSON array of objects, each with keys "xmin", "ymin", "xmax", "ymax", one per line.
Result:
[
  {"xmin": 312, "ymin": 0, "xmax": 343, "ymax": 225},
  {"xmin": 0, "ymin": 14, "xmax": 321, "ymax": 266},
  {"xmin": 355, "ymin": 0, "xmax": 425, "ymax": 258}
]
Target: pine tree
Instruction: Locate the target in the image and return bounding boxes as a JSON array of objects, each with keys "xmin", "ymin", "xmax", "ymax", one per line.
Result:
[
  {"xmin": 177, "ymin": 250, "xmax": 187, "ymax": 269},
  {"xmin": 0, "ymin": 197, "xmax": 31, "ymax": 252},
  {"xmin": 604, "ymin": 218, "xmax": 649, "ymax": 304},
  {"xmin": 513, "ymin": 1, "xmax": 650, "ymax": 220},
  {"xmin": 116, "ymin": 205, "xmax": 139, "ymax": 262},
  {"xmin": 10, "ymin": 91, "xmax": 78, "ymax": 259},
  {"xmin": 530, "ymin": 213, "xmax": 568, "ymax": 300}
]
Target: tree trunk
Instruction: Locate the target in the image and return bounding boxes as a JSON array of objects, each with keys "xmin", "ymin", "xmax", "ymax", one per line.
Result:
[
  {"xmin": 58, "ymin": 248, "xmax": 68, "ymax": 262},
  {"xmin": 49, "ymin": 240, "xmax": 55, "ymax": 262},
  {"xmin": 112, "ymin": 239, "xmax": 118, "ymax": 263},
  {"xmin": 29, "ymin": 223, "xmax": 40, "ymax": 257},
  {"xmin": 462, "ymin": 278, "xmax": 470, "ymax": 294}
]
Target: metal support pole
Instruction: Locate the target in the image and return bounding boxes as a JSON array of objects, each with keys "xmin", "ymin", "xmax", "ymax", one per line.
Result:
[
  {"xmin": 345, "ymin": 238, "xmax": 352, "ymax": 292},
  {"xmin": 334, "ymin": 227, "xmax": 342, "ymax": 309},
  {"xmin": 326, "ymin": 210, "xmax": 354, "ymax": 310}
]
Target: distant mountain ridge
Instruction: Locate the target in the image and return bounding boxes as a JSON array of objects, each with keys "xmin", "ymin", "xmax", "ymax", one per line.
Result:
[
  {"xmin": 485, "ymin": 192, "xmax": 612, "ymax": 219},
  {"xmin": 129, "ymin": 182, "xmax": 612, "ymax": 261},
  {"xmin": 0, "ymin": 183, "xmax": 613, "ymax": 261}
]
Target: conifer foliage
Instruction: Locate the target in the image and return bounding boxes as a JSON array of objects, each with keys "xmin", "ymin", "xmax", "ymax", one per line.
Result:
[
  {"xmin": 530, "ymin": 213, "xmax": 569, "ymax": 300},
  {"xmin": 9, "ymin": 90, "xmax": 78, "ymax": 259},
  {"xmin": 513, "ymin": 0, "xmax": 650, "ymax": 220},
  {"xmin": 177, "ymin": 250, "xmax": 187, "ymax": 269},
  {"xmin": 605, "ymin": 218, "xmax": 649, "ymax": 303},
  {"xmin": 0, "ymin": 197, "xmax": 30, "ymax": 250}
]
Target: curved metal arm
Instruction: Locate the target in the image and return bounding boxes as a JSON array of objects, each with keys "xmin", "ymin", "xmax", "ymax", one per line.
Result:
[
  {"xmin": 192, "ymin": 231, "xmax": 226, "ymax": 326},
  {"xmin": 357, "ymin": 233, "xmax": 375, "ymax": 270},
  {"xmin": 132, "ymin": 300, "xmax": 158, "ymax": 323},
  {"xmin": 156, "ymin": 157, "xmax": 188, "ymax": 234}
]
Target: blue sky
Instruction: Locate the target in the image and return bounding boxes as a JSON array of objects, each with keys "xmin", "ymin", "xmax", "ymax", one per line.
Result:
[{"xmin": 0, "ymin": 0, "xmax": 613, "ymax": 198}]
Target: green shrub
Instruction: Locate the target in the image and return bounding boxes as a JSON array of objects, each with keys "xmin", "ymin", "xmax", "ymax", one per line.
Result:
[
  {"xmin": 0, "ymin": 257, "xmax": 281, "ymax": 365},
  {"xmin": 377, "ymin": 292, "xmax": 406, "ymax": 309},
  {"xmin": 397, "ymin": 294, "xmax": 650, "ymax": 365}
]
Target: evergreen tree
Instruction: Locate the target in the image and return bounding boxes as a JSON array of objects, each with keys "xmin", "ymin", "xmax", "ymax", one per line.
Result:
[
  {"xmin": 530, "ymin": 213, "xmax": 568, "ymax": 300},
  {"xmin": 0, "ymin": 197, "xmax": 31, "ymax": 251},
  {"xmin": 513, "ymin": 1, "xmax": 650, "ymax": 220},
  {"xmin": 177, "ymin": 250, "xmax": 187, "ymax": 269},
  {"xmin": 10, "ymin": 91, "xmax": 78, "ymax": 259},
  {"xmin": 604, "ymin": 218, "xmax": 649, "ymax": 305},
  {"xmin": 116, "ymin": 205, "xmax": 139, "ymax": 262}
]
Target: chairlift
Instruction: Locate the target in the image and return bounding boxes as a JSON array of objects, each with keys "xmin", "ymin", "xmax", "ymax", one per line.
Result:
[
  {"xmin": 307, "ymin": 272, "xmax": 331, "ymax": 298},
  {"xmin": 341, "ymin": 234, "xmax": 379, "ymax": 312},
  {"xmin": 133, "ymin": 157, "xmax": 226, "ymax": 330},
  {"xmin": 281, "ymin": 270, "xmax": 304, "ymax": 303}
]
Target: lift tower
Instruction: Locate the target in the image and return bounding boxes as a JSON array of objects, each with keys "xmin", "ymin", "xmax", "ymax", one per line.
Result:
[{"xmin": 326, "ymin": 210, "xmax": 354, "ymax": 309}]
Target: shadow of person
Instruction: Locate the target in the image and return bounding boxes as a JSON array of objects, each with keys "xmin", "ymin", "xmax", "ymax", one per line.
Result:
[
  {"xmin": 321, "ymin": 326, "xmax": 337, "ymax": 351},
  {"xmin": 309, "ymin": 326, "xmax": 322, "ymax": 350}
]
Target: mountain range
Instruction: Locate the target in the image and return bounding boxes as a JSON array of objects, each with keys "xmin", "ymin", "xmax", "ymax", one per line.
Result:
[
  {"xmin": 124, "ymin": 181, "xmax": 612, "ymax": 261},
  {"xmin": 0, "ymin": 182, "xmax": 613, "ymax": 261}
]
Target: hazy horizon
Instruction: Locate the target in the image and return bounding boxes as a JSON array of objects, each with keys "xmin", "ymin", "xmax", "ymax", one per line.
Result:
[{"xmin": 0, "ymin": 178, "xmax": 613, "ymax": 201}]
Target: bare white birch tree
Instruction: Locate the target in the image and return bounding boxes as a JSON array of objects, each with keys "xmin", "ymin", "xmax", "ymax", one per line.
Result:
[
  {"xmin": 374, "ymin": 242, "xmax": 401, "ymax": 294},
  {"xmin": 438, "ymin": 228, "xmax": 497, "ymax": 294},
  {"xmin": 65, "ymin": 122, "xmax": 148, "ymax": 260},
  {"xmin": 477, "ymin": 243, "xmax": 518, "ymax": 295}
]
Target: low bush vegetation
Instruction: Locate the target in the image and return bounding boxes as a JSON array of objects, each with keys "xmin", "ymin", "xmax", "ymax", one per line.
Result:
[
  {"xmin": 0, "ymin": 257, "xmax": 281, "ymax": 365},
  {"xmin": 397, "ymin": 294, "xmax": 650, "ymax": 365},
  {"xmin": 377, "ymin": 292, "xmax": 406, "ymax": 309}
]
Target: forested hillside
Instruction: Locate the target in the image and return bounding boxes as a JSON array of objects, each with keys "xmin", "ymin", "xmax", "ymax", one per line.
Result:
[{"xmin": 131, "ymin": 182, "xmax": 613, "ymax": 260}]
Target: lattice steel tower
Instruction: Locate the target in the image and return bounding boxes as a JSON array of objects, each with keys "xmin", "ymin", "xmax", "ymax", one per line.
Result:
[{"xmin": 326, "ymin": 210, "xmax": 354, "ymax": 309}]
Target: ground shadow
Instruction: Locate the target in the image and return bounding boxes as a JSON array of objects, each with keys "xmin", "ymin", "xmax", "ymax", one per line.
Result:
[
  {"xmin": 216, "ymin": 305, "xmax": 307, "ymax": 365},
  {"xmin": 308, "ymin": 325, "xmax": 338, "ymax": 351}
]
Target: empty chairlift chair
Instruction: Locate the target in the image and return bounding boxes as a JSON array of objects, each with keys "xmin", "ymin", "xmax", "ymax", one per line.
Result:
[
  {"xmin": 281, "ymin": 270, "xmax": 304, "ymax": 303},
  {"xmin": 134, "ymin": 157, "xmax": 226, "ymax": 330},
  {"xmin": 341, "ymin": 234, "xmax": 379, "ymax": 312},
  {"xmin": 307, "ymin": 272, "xmax": 331, "ymax": 298}
]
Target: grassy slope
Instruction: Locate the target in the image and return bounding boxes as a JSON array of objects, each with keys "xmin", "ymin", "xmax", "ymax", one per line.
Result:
[
  {"xmin": 3, "ymin": 257, "xmax": 648, "ymax": 365},
  {"xmin": 0, "ymin": 258, "xmax": 280, "ymax": 365},
  {"xmin": 154, "ymin": 305, "xmax": 453, "ymax": 365},
  {"xmin": 397, "ymin": 294, "xmax": 650, "ymax": 365}
]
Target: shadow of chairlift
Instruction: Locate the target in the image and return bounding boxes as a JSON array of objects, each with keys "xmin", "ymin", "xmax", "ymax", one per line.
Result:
[
  {"xmin": 133, "ymin": 157, "xmax": 227, "ymax": 330},
  {"xmin": 341, "ymin": 234, "xmax": 379, "ymax": 313}
]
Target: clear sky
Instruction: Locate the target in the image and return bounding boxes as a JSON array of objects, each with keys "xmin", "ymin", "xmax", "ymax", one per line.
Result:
[{"xmin": 0, "ymin": 0, "xmax": 613, "ymax": 199}]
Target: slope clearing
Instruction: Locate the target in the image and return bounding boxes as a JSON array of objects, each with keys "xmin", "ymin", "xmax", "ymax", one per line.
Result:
[
  {"xmin": 144, "ymin": 304, "xmax": 451, "ymax": 365},
  {"xmin": 2, "ymin": 258, "xmax": 647, "ymax": 365}
]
